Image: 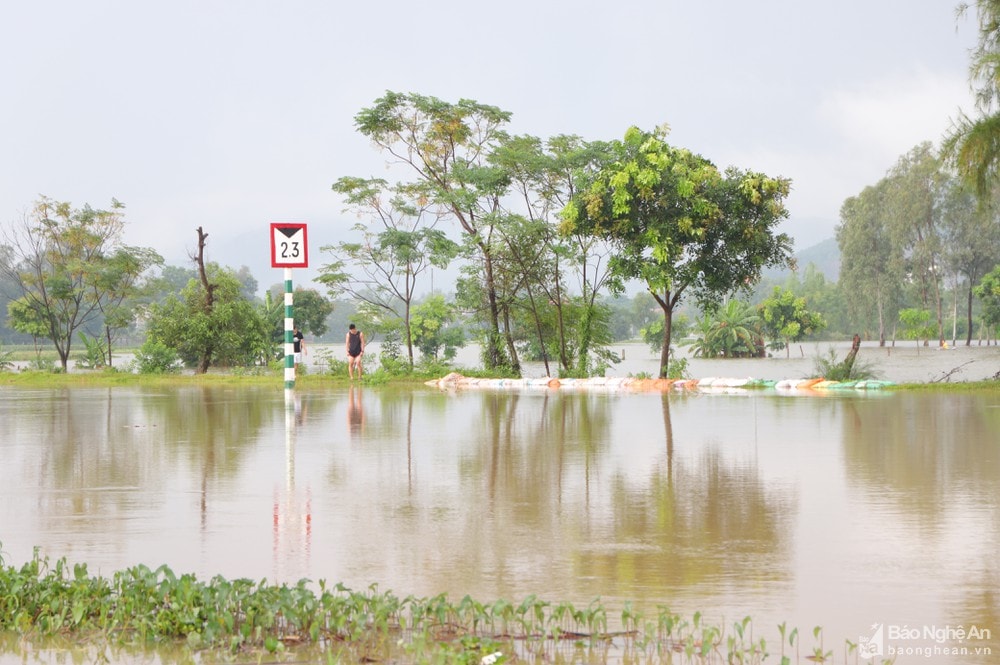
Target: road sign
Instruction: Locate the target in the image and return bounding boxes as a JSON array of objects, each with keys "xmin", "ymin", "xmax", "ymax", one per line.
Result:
[{"xmin": 270, "ymin": 223, "xmax": 309, "ymax": 268}]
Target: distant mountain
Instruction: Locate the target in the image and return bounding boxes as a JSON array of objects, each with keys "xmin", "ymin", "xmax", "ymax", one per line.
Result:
[
  {"xmin": 794, "ymin": 237, "xmax": 840, "ymax": 280},
  {"xmin": 764, "ymin": 237, "xmax": 840, "ymax": 282}
]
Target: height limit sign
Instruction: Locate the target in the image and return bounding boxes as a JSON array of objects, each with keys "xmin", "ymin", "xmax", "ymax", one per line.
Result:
[{"xmin": 270, "ymin": 223, "xmax": 309, "ymax": 268}]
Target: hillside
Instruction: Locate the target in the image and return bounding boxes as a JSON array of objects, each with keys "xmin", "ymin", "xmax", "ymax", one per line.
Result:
[{"xmin": 764, "ymin": 237, "xmax": 840, "ymax": 282}]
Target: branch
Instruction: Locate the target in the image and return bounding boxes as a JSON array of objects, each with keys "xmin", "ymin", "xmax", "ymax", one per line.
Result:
[{"xmin": 930, "ymin": 359, "xmax": 975, "ymax": 383}]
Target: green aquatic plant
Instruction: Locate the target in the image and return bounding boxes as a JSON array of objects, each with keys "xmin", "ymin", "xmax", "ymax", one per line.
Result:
[{"xmin": 0, "ymin": 545, "xmax": 897, "ymax": 664}]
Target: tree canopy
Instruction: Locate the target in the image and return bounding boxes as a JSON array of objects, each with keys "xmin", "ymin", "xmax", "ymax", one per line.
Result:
[
  {"xmin": 0, "ymin": 196, "xmax": 161, "ymax": 371},
  {"xmin": 561, "ymin": 126, "xmax": 793, "ymax": 376}
]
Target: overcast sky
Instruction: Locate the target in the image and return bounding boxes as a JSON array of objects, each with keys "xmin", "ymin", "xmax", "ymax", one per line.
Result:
[{"xmin": 0, "ymin": 1, "xmax": 979, "ymax": 291}]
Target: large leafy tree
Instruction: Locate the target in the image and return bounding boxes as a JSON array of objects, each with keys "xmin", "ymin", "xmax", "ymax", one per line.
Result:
[
  {"xmin": 562, "ymin": 127, "xmax": 793, "ymax": 377},
  {"xmin": 145, "ymin": 229, "xmax": 266, "ymax": 373},
  {"xmin": 0, "ymin": 196, "xmax": 161, "ymax": 371},
  {"xmin": 146, "ymin": 263, "xmax": 268, "ymax": 372},
  {"xmin": 353, "ymin": 92, "xmax": 514, "ymax": 372}
]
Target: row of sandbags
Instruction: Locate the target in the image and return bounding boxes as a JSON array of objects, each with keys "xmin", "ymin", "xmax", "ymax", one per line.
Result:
[{"xmin": 426, "ymin": 373, "xmax": 895, "ymax": 392}]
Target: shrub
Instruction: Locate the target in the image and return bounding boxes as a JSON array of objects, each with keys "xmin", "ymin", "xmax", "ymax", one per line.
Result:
[
  {"xmin": 134, "ymin": 340, "xmax": 181, "ymax": 374},
  {"xmin": 812, "ymin": 347, "xmax": 878, "ymax": 382}
]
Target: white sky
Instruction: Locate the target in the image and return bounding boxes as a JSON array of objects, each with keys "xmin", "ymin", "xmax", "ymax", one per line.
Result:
[{"xmin": 0, "ymin": 1, "xmax": 979, "ymax": 291}]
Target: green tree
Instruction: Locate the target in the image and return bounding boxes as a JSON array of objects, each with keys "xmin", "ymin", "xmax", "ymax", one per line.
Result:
[
  {"xmin": 232, "ymin": 266, "xmax": 259, "ymax": 302},
  {"xmin": 562, "ymin": 126, "xmax": 793, "ymax": 377},
  {"xmin": 319, "ymin": 176, "xmax": 459, "ymax": 368},
  {"xmin": 89, "ymin": 246, "xmax": 164, "ymax": 367},
  {"xmin": 265, "ymin": 286, "xmax": 333, "ymax": 340},
  {"xmin": 758, "ymin": 287, "xmax": 827, "ymax": 357},
  {"xmin": 692, "ymin": 299, "xmax": 763, "ymax": 359},
  {"xmin": 939, "ymin": 177, "xmax": 1000, "ymax": 345},
  {"xmin": 151, "ymin": 265, "xmax": 199, "ymax": 303},
  {"xmin": 0, "ymin": 196, "xmax": 161, "ymax": 371},
  {"xmin": 837, "ymin": 181, "xmax": 905, "ymax": 344},
  {"xmin": 491, "ymin": 134, "xmax": 619, "ymax": 376},
  {"xmin": 973, "ymin": 264, "xmax": 1000, "ymax": 336},
  {"xmin": 260, "ymin": 286, "xmax": 333, "ymax": 361},
  {"xmin": 353, "ymin": 92, "xmax": 514, "ymax": 372},
  {"xmin": 6, "ymin": 296, "xmax": 49, "ymax": 358},
  {"xmin": 796, "ymin": 263, "xmax": 848, "ymax": 337},
  {"xmin": 146, "ymin": 264, "xmax": 268, "ymax": 371},
  {"xmin": 884, "ymin": 143, "xmax": 947, "ymax": 345},
  {"xmin": 898, "ymin": 308, "xmax": 936, "ymax": 351},
  {"xmin": 409, "ymin": 294, "xmax": 464, "ymax": 361}
]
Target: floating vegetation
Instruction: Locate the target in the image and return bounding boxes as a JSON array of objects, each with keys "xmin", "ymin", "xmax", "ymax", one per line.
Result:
[{"xmin": 0, "ymin": 546, "xmax": 893, "ymax": 663}]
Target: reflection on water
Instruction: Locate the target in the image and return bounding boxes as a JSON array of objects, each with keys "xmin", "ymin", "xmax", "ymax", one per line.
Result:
[{"xmin": 1, "ymin": 385, "xmax": 998, "ymax": 663}]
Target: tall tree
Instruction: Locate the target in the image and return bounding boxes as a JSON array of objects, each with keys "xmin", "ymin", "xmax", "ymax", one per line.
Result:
[
  {"xmin": 884, "ymin": 143, "xmax": 947, "ymax": 345},
  {"xmin": 491, "ymin": 134, "xmax": 619, "ymax": 376},
  {"xmin": 0, "ymin": 196, "xmax": 161, "ymax": 371},
  {"xmin": 319, "ymin": 176, "xmax": 458, "ymax": 368},
  {"xmin": 562, "ymin": 127, "xmax": 793, "ymax": 377},
  {"xmin": 353, "ymin": 92, "xmax": 515, "ymax": 372},
  {"xmin": 837, "ymin": 181, "xmax": 905, "ymax": 344},
  {"xmin": 939, "ymin": 176, "xmax": 1000, "ymax": 344},
  {"xmin": 89, "ymin": 246, "xmax": 163, "ymax": 366}
]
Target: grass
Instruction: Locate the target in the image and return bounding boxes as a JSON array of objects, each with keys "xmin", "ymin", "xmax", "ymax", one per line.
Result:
[{"xmin": 0, "ymin": 546, "xmax": 895, "ymax": 664}]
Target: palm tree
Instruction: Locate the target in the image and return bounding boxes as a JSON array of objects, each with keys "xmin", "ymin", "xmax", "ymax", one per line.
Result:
[
  {"xmin": 943, "ymin": 1, "xmax": 1000, "ymax": 196},
  {"xmin": 688, "ymin": 300, "xmax": 762, "ymax": 358},
  {"xmin": 708, "ymin": 300, "xmax": 762, "ymax": 358}
]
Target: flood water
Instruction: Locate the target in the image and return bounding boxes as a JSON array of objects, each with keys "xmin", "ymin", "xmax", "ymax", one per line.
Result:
[{"xmin": 1, "ymin": 376, "xmax": 999, "ymax": 663}]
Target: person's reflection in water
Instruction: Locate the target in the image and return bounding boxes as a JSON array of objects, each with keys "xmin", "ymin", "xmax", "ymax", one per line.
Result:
[
  {"xmin": 348, "ymin": 385, "xmax": 365, "ymax": 438},
  {"xmin": 294, "ymin": 392, "xmax": 306, "ymax": 426}
]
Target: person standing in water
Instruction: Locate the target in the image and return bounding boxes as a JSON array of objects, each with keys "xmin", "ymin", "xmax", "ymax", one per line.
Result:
[{"xmin": 346, "ymin": 323, "xmax": 365, "ymax": 379}]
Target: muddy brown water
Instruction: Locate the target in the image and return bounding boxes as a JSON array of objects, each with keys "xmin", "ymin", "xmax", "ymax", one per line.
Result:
[{"xmin": 1, "ymin": 344, "xmax": 999, "ymax": 663}]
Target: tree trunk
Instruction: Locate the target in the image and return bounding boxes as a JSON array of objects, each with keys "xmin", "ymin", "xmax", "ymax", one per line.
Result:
[
  {"xmin": 524, "ymin": 286, "xmax": 551, "ymax": 377},
  {"xmin": 501, "ymin": 305, "xmax": 521, "ymax": 374},
  {"xmin": 481, "ymin": 249, "xmax": 506, "ymax": 371},
  {"xmin": 649, "ymin": 288, "xmax": 676, "ymax": 379},
  {"xmin": 105, "ymin": 326, "xmax": 114, "ymax": 367},
  {"xmin": 552, "ymin": 256, "xmax": 570, "ymax": 374},
  {"xmin": 966, "ymin": 283, "xmax": 974, "ymax": 347},
  {"xmin": 842, "ymin": 334, "xmax": 862, "ymax": 377},
  {"xmin": 194, "ymin": 227, "xmax": 215, "ymax": 374}
]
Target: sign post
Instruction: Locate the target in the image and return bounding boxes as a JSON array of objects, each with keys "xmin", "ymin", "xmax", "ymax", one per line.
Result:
[{"xmin": 270, "ymin": 223, "xmax": 309, "ymax": 390}]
